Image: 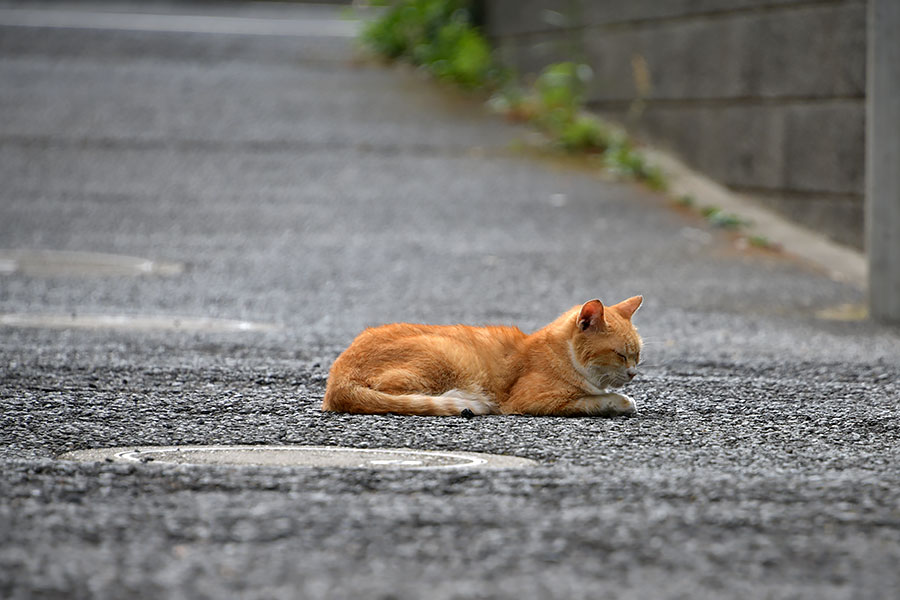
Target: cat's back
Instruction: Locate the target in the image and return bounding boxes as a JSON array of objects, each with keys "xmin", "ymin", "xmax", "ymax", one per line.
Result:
[
  {"xmin": 330, "ymin": 321, "xmax": 527, "ymax": 398},
  {"xmin": 335, "ymin": 322, "xmax": 526, "ymax": 372},
  {"xmin": 351, "ymin": 321, "xmax": 526, "ymax": 352}
]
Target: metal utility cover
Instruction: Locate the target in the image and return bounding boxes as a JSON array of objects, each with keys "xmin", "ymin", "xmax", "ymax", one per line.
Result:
[{"xmin": 59, "ymin": 445, "xmax": 538, "ymax": 470}]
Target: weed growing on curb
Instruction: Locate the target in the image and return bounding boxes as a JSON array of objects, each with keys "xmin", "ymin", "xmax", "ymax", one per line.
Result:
[
  {"xmin": 748, "ymin": 235, "xmax": 776, "ymax": 249},
  {"xmin": 700, "ymin": 206, "xmax": 750, "ymax": 229},
  {"xmin": 358, "ymin": 0, "xmax": 505, "ymax": 89}
]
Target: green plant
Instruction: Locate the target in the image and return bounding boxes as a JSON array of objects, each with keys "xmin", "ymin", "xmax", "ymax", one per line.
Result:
[
  {"xmin": 638, "ymin": 162, "xmax": 667, "ymax": 191},
  {"xmin": 602, "ymin": 142, "xmax": 666, "ymax": 190},
  {"xmin": 535, "ymin": 62, "xmax": 586, "ymax": 117},
  {"xmin": 701, "ymin": 206, "xmax": 749, "ymax": 229},
  {"xmin": 558, "ymin": 114, "xmax": 611, "ymax": 152},
  {"xmin": 359, "ymin": 0, "xmax": 456, "ymax": 59},
  {"xmin": 416, "ymin": 16, "xmax": 494, "ymax": 87},
  {"xmin": 488, "ymin": 85, "xmax": 537, "ymax": 121},
  {"xmin": 748, "ymin": 235, "xmax": 773, "ymax": 248},
  {"xmin": 358, "ymin": 0, "xmax": 502, "ymax": 89},
  {"xmin": 532, "ymin": 63, "xmax": 601, "ymax": 147}
]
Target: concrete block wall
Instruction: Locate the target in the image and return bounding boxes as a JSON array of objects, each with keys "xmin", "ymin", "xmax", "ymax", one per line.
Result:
[{"xmin": 483, "ymin": 0, "xmax": 867, "ymax": 248}]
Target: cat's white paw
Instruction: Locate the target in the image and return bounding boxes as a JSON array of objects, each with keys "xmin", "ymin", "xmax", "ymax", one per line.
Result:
[
  {"xmin": 572, "ymin": 393, "xmax": 636, "ymax": 416},
  {"xmin": 615, "ymin": 393, "xmax": 637, "ymax": 415}
]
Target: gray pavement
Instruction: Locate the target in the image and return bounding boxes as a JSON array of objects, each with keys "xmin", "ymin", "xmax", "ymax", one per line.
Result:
[{"xmin": 2, "ymin": 3, "xmax": 900, "ymax": 599}]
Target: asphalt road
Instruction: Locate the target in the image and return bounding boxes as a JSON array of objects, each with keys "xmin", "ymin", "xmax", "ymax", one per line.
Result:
[{"xmin": 2, "ymin": 3, "xmax": 900, "ymax": 599}]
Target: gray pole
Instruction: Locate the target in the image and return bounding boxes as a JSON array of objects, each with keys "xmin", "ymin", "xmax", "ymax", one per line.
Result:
[{"xmin": 867, "ymin": 0, "xmax": 900, "ymax": 324}]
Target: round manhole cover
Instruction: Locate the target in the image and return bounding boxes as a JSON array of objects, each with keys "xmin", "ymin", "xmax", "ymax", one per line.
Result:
[{"xmin": 59, "ymin": 445, "xmax": 537, "ymax": 470}]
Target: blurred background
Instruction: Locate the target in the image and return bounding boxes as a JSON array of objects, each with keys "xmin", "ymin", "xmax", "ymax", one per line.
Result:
[
  {"xmin": 3, "ymin": 2, "xmax": 900, "ymax": 599},
  {"xmin": 1, "ymin": 0, "xmax": 895, "ymax": 333}
]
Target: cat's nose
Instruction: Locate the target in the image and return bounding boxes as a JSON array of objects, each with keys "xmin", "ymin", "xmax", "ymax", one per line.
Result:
[{"xmin": 626, "ymin": 368, "xmax": 638, "ymax": 380}]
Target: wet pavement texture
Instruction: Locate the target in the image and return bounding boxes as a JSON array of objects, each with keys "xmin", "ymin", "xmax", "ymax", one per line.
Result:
[{"xmin": 1, "ymin": 3, "xmax": 900, "ymax": 599}]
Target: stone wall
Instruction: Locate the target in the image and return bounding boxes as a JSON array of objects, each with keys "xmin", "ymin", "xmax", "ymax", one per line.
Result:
[{"xmin": 483, "ymin": 0, "xmax": 867, "ymax": 248}]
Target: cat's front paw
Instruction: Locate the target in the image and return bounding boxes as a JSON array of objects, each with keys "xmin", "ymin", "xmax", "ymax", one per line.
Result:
[
  {"xmin": 614, "ymin": 393, "xmax": 637, "ymax": 415},
  {"xmin": 572, "ymin": 393, "xmax": 637, "ymax": 416}
]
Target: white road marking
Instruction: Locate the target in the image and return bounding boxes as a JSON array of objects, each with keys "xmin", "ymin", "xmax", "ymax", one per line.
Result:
[
  {"xmin": 0, "ymin": 7, "xmax": 360, "ymax": 38},
  {"xmin": 0, "ymin": 313, "xmax": 276, "ymax": 333}
]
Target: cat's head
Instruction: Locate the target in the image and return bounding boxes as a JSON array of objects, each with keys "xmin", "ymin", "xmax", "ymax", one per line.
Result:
[{"xmin": 570, "ymin": 296, "xmax": 643, "ymax": 389}]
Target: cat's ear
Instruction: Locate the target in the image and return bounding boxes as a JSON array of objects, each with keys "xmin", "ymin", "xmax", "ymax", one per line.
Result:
[
  {"xmin": 615, "ymin": 295, "xmax": 643, "ymax": 320},
  {"xmin": 577, "ymin": 299, "xmax": 607, "ymax": 332}
]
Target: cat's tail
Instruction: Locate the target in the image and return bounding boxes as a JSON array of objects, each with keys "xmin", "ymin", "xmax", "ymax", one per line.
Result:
[{"xmin": 322, "ymin": 383, "xmax": 499, "ymax": 416}]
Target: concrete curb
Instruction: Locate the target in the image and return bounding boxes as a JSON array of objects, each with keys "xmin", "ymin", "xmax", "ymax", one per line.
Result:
[{"xmin": 644, "ymin": 148, "xmax": 868, "ymax": 288}]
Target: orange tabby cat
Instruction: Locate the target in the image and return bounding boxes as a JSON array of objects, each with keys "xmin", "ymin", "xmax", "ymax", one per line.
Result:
[{"xmin": 322, "ymin": 296, "xmax": 643, "ymax": 417}]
